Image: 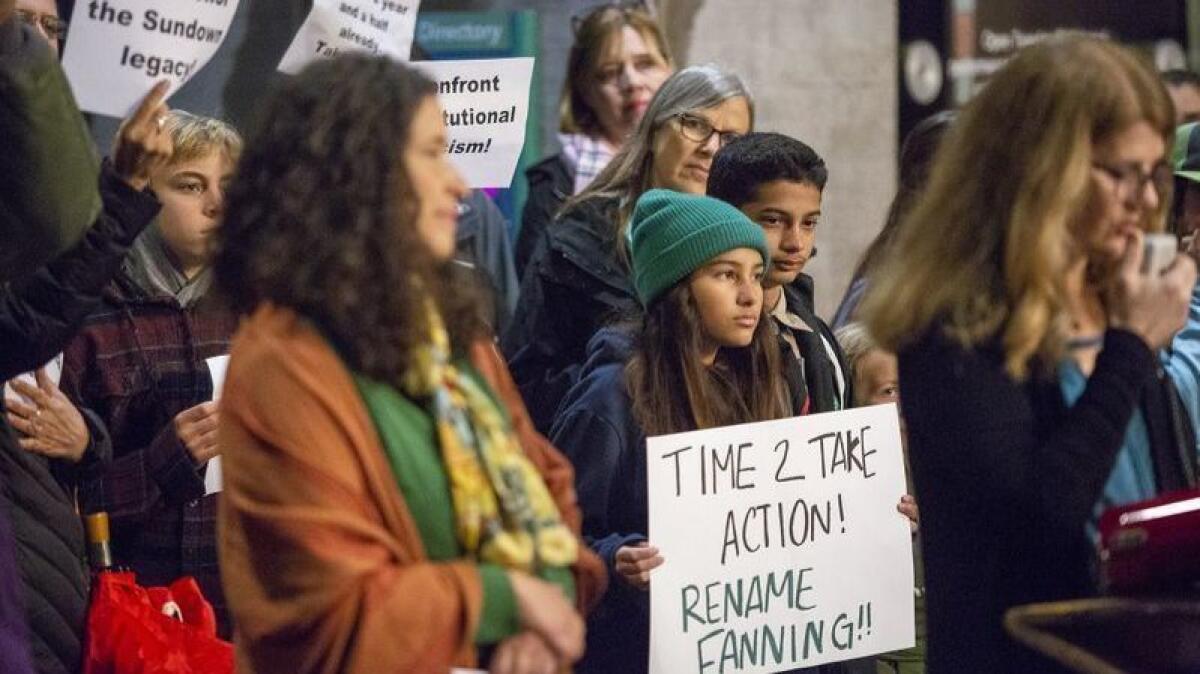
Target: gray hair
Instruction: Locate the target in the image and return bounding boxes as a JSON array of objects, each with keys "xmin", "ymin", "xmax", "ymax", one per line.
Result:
[
  {"xmin": 562, "ymin": 64, "xmax": 754, "ymax": 256},
  {"xmin": 834, "ymin": 322, "xmax": 878, "ymax": 380}
]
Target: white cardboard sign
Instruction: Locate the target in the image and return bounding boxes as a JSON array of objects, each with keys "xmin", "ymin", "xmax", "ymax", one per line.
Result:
[
  {"xmin": 278, "ymin": 0, "xmax": 420, "ymax": 74},
  {"xmin": 646, "ymin": 405, "xmax": 915, "ymax": 673},
  {"xmin": 61, "ymin": 0, "xmax": 239, "ymax": 117},
  {"xmin": 413, "ymin": 58, "xmax": 534, "ymax": 189},
  {"xmin": 203, "ymin": 354, "xmax": 230, "ymax": 496},
  {"xmin": 3, "ymin": 354, "xmax": 63, "ymax": 406}
]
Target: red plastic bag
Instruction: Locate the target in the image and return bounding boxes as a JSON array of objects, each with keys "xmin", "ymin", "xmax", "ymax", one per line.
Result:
[{"xmin": 83, "ymin": 571, "xmax": 233, "ymax": 674}]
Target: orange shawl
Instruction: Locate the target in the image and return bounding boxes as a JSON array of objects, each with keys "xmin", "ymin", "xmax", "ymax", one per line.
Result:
[{"xmin": 217, "ymin": 305, "xmax": 606, "ymax": 673}]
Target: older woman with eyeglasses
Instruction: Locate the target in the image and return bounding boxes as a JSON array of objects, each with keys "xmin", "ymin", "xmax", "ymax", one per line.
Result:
[
  {"xmin": 514, "ymin": 1, "xmax": 674, "ymax": 275},
  {"xmin": 502, "ymin": 64, "xmax": 753, "ymax": 433}
]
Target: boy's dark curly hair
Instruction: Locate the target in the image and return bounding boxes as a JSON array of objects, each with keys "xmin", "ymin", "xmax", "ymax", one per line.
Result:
[{"xmin": 214, "ymin": 53, "xmax": 483, "ymax": 383}]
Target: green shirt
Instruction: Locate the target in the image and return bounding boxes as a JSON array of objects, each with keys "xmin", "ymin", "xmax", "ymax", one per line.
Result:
[{"xmin": 354, "ymin": 366, "xmax": 575, "ymax": 645}]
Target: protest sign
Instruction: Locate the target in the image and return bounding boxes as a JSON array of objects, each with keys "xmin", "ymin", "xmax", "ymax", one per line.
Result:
[
  {"xmin": 646, "ymin": 404, "xmax": 914, "ymax": 673},
  {"xmin": 203, "ymin": 354, "xmax": 230, "ymax": 496},
  {"xmin": 414, "ymin": 57, "xmax": 534, "ymax": 188},
  {"xmin": 278, "ymin": 0, "xmax": 420, "ymax": 74},
  {"xmin": 3, "ymin": 354, "xmax": 62, "ymax": 406},
  {"xmin": 61, "ymin": 0, "xmax": 239, "ymax": 117}
]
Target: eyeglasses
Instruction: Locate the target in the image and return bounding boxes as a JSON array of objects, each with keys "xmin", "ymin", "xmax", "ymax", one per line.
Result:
[
  {"xmin": 1091, "ymin": 161, "xmax": 1173, "ymax": 201},
  {"xmin": 16, "ymin": 10, "xmax": 67, "ymax": 41},
  {"xmin": 570, "ymin": 1, "xmax": 650, "ymax": 36},
  {"xmin": 674, "ymin": 113, "xmax": 742, "ymax": 148}
]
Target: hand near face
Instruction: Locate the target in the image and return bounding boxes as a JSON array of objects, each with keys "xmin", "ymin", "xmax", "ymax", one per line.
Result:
[
  {"xmin": 1106, "ymin": 231, "xmax": 1196, "ymax": 350},
  {"xmin": 111, "ymin": 80, "xmax": 174, "ymax": 192}
]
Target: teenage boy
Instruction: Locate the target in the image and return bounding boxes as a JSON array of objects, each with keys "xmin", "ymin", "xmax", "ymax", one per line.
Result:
[{"xmin": 708, "ymin": 132, "xmax": 851, "ymax": 415}]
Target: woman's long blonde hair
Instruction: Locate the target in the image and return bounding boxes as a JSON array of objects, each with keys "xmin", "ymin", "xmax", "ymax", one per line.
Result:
[{"xmin": 861, "ymin": 36, "xmax": 1173, "ymax": 380}]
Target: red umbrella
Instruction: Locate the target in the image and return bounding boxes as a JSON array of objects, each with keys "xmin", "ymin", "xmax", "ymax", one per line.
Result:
[{"xmin": 82, "ymin": 514, "xmax": 234, "ymax": 674}]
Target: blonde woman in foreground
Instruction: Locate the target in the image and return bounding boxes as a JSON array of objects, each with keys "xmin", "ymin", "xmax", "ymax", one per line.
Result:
[{"xmin": 861, "ymin": 36, "xmax": 1196, "ymax": 674}]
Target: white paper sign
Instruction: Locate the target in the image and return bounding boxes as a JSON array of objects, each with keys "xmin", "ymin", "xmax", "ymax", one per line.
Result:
[
  {"xmin": 646, "ymin": 405, "xmax": 915, "ymax": 673},
  {"xmin": 204, "ymin": 355, "xmax": 230, "ymax": 496},
  {"xmin": 412, "ymin": 58, "xmax": 534, "ymax": 189},
  {"xmin": 61, "ymin": 0, "xmax": 240, "ymax": 117},
  {"xmin": 3, "ymin": 354, "xmax": 63, "ymax": 406},
  {"xmin": 278, "ymin": 0, "xmax": 420, "ymax": 75}
]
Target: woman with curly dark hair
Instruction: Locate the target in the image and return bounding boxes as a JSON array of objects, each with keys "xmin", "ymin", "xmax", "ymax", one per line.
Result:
[{"xmin": 213, "ymin": 54, "xmax": 605, "ymax": 674}]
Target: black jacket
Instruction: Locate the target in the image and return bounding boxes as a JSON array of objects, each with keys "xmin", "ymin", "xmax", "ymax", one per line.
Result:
[
  {"xmin": 514, "ymin": 152, "xmax": 572, "ymax": 277},
  {"xmin": 546, "ymin": 328, "xmax": 645, "ymax": 674},
  {"xmin": 502, "ymin": 195, "xmax": 638, "ymax": 433},
  {"xmin": 899, "ymin": 327, "xmax": 1163, "ymax": 673},
  {"xmin": 775, "ymin": 275, "xmax": 853, "ymax": 415},
  {"xmin": 0, "ymin": 18, "xmax": 100, "ymax": 283},
  {"xmin": 454, "ymin": 190, "xmax": 520, "ymax": 337},
  {"xmin": 0, "ymin": 163, "xmax": 159, "ymax": 674}
]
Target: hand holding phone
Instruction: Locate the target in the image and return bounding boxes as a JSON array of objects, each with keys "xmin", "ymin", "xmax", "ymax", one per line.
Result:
[
  {"xmin": 1108, "ymin": 233, "xmax": 1196, "ymax": 350},
  {"xmin": 1142, "ymin": 233, "xmax": 1177, "ymax": 276}
]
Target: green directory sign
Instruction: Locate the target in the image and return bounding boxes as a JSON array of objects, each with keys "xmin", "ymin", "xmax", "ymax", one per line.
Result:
[
  {"xmin": 417, "ymin": 11, "xmax": 540, "ymax": 231},
  {"xmin": 417, "ymin": 13, "xmax": 513, "ymax": 52}
]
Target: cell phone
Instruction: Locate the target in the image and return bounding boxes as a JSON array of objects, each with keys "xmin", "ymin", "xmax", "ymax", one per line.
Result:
[{"xmin": 1142, "ymin": 233, "xmax": 1177, "ymax": 276}]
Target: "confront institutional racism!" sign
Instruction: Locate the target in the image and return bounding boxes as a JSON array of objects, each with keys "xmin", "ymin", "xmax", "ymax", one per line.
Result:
[{"xmin": 413, "ymin": 57, "xmax": 534, "ymax": 189}]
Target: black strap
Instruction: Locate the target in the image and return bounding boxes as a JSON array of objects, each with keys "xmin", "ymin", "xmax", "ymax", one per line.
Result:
[
  {"xmin": 777, "ymin": 330, "xmax": 808, "ymax": 415},
  {"xmin": 1144, "ymin": 369, "xmax": 1198, "ymax": 492}
]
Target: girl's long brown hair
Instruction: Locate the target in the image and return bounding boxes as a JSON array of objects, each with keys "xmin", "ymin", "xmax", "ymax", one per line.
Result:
[{"xmin": 626, "ymin": 283, "xmax": 790, "ymax": 437}]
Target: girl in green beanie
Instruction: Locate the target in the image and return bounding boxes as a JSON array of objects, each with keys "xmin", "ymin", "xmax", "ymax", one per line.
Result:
[{"xmin": 548, "ymin": 190, "xmax": 793, "ymax": 674}]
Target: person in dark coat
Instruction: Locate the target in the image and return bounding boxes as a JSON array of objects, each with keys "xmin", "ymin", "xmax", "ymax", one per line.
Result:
[
  {"xmin": 48, "ymin": 111, "xmax": 241, "ymax": 638},
  {"xmin": 860, "ymin": 37, "xmax": 1196, "ymax": 673},
  {"xmin": 454, "ymin": 190, "xmax": 521, "ymax": 337},
  {"xmin": 832, "ymin": 111, "xmax": 955, "ymax": 330},
  {"xmin": 0, "ymin": 6, "xmax": 104, "ymax": 672},
  {"xmin": 708, "ymin": 132, "xmax": 852, "ymax": 414},
  {"xmin": 0, "ymin": 2, "xmax": 100, "ymax": 281},
  {"xmin": 0, "ymin": 74, "xmax": 171, "ymax": 674},
  {"xmin": 514, "ymin": 3, "xmax": 673, "ymax": 275},
  {"xmin": 550, "ymin": 190, "xmax": 793, "ymax": 674},
  {"xmin": 504, "ymin": 64, "xmax": 754, "ymax": 433}
]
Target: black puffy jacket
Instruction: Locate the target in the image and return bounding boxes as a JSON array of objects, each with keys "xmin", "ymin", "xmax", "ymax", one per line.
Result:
[
  {"xmin": 514, "ymin": 152, "xmax": 572, "ymax": 277},
  {"xmin": 502, "ymin": 194, "xmax": 639, "ymax": 434},
  {"xmin": 0, "ymin": 163, "xmax": 159, "ymax": 674}
]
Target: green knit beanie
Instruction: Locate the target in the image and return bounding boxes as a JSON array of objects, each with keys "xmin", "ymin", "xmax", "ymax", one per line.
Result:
[{"xmin": 629, "ymin": 189, "xmax": 770, "ymax": 306}]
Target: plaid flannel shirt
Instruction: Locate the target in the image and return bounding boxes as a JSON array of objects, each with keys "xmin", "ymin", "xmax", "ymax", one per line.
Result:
[{"xmin": 61, "ymin": 274, "xmax": 236, "ymax": 636}]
